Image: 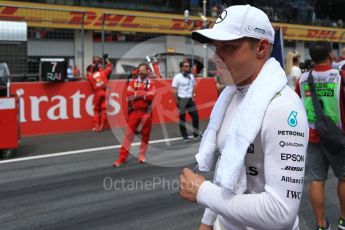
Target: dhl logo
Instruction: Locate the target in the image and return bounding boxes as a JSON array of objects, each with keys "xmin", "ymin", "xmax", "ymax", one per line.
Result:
[
  {"xmin": 279, "ymin": 24, "xmax": 345, "ymax": 42},
  {"xmin": 0, "ymin": 6, "xmax": 24, "ymax": 21},
  {"xmin": 1, "ymin": 3, "xmax": 345, "ymax": 41},
  {"xmin": 0, "ymin": 6, "xmax": 213, "ymax": 34},
  {"xmin": 306, "ymin": 29, "xmax": 338, "ymax": 40}
]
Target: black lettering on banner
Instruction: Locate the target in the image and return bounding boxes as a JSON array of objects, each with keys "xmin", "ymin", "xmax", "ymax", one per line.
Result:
[
  {"xmin": 286, "ymin": 190, "xmax": 302, "ymax": 199},
  {"xmin": 281, "ymin": 166, "xmax": 304, "ymax": 171},
  {"xmin": 281, "ymin": 176, "xmax": 304, "ymax": 184},
  {"xmin": 277, "ymin": 130, "xmax": 305, "ymax": 137},
  {"xmin": 246, "ymin": 166, "xmax": 258, "ymax": 176},
  {"xmin": 281, "ymin": 153, "xmax": 305, "ymax": 162}
]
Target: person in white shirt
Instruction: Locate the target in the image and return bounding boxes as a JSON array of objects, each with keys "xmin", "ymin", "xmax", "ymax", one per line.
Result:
[
  {"xmin": 285, "ymin": 50, "xmax": 302, "ymax": 89},
  {"xmin": 67, "ymin": 65, "xmax": 75, "ymax": 81},
  {"xmin": 179, "ymin": 5, "xmax": 309, "ymax": 230},
  {"xmin": 296, "ymin": 41, "xmax": 345, "ymax": 230},
  {"xmin": 172, "ymin": 61, "xmax": 200, "ymax": 142}
]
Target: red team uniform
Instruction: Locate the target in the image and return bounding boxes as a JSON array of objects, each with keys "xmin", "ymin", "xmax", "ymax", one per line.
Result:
[
  {"xmin": 86, "ymin": 63, "xmax": 113, "ymax": 131},
  {"xmin": 113, "ymin": 75, "xmax": 155, "ymax": 166}
]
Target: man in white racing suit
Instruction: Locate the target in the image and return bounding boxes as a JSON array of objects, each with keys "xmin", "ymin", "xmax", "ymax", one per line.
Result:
[{"xmin": 179, "ymin": 5, "xmax": 309, "ymax": 230}]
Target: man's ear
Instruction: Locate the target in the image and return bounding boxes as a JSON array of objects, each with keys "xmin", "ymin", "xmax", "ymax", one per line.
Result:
[
  {"xmin": 257, "ymin": 39, "xmax": 270, "ymax": 58},
  {"xmin": 328, "ymin": 52, "xmax": 335, "ymax": 62}
]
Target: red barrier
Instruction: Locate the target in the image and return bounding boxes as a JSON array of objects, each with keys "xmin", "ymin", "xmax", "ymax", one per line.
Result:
[
  {"xmin": 0, "ymin": 97, "xmax": 19, "ymax": 149},
  {"xmin": 11, "ymin": 78, "xmax": 218, "ymax": 136}
]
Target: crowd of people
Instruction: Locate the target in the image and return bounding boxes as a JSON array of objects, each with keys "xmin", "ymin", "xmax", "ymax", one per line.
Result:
[
  {"xmin": 284, "ymin": 46, "xmax": 345, "ymax": 91},
  {"xmin": 295, "ymin": 41, "xmax": 345, "ymax": 230},
  {"xmin": 201, "ymin": 0, "xmax": 344, "ymax": 28},
  {"xmin": 85, "ymin": 55, "xmax": 201, "ymax": 166}
]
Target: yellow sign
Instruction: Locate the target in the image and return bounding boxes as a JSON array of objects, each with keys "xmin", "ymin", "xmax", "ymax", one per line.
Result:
[
  {"xmin": 0, "ymin": 1, "xmax": 211, "ymax": 34},
  {"xmin": 1, "ymin": 1, "xmax": 345, "ymax": 42},
  {"xmin": 274, "ymin": 23, "xmax": 345, "ymax": 42}
]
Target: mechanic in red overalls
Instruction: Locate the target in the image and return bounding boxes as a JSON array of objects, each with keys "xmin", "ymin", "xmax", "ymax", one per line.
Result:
[
  {"xmin": 113, "ymin": 63, "xmax": 155, "ymax": 167},
  {"xmin": 86, "ymin": 56, "xmax": 113, "ymax": 132}
]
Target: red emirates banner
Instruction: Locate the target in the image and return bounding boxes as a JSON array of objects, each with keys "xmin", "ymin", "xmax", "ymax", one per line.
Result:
[{"xmin": 12, "ymin": 79, "xmax": 217, "ymax": 136}]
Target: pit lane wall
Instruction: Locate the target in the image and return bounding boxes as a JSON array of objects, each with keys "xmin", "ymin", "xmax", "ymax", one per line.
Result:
[{"xmin": 11, "ymin": 78, "xmax": 218, "ymax": 136}]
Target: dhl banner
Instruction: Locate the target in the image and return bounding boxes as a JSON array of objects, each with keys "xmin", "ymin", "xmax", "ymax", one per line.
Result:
[
  {"xmin": 1, "ymin": 1, "xmax": 345, "ymax": 42},
  {"xmin": 0, "ymin": 0, "xmax": 212, "ymax": 34},
  {"xmin": 276, "ymin": 24, "xmax": 345, "ymax": 43}
]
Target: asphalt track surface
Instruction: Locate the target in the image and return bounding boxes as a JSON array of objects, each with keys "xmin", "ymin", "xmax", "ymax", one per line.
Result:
[{"xmin": 0, "ymin": 122, "xmax": 342, "ymax": 230}]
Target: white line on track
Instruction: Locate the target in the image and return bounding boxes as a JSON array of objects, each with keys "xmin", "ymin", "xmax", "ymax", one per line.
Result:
[{"xmin": 0, "ymin": 136, "xmax": 185, "ymax": 164}]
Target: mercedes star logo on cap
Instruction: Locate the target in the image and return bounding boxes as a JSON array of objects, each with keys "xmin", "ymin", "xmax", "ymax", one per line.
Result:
[{"xmin": 215, "ymin": 10, "xmax": 227, "ymax": 24}]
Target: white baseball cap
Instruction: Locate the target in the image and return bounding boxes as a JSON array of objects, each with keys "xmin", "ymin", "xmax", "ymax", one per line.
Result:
[{"xmin": 192, "ymin": 5, "xmax": 275, "ymax": 44}]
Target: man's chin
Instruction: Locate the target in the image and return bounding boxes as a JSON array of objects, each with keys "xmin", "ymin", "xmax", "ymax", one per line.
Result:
[
  {"xmin": 219, "ymin": 76, "xmax": 233, "ymax": 86},
  {"xmin": 235, "ymin": 78, "xmax": 251, "ymax": 86}
]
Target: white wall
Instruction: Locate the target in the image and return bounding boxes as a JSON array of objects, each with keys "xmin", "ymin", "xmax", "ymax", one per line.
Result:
[
  {"xmin": 28, "ymin": 40, "xmax": 74, "ymax": 56},
  {"xmin": 74, "ymin": 30, "xmax": 93, "ymax": 77}
]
